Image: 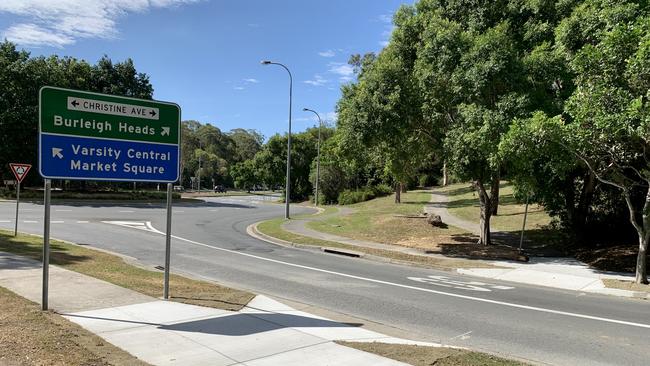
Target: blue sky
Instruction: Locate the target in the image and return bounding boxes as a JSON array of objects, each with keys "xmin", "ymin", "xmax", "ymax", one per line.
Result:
[{"xmin": 1, "ymin": 0, "xmax": 412, "ymax": 140}]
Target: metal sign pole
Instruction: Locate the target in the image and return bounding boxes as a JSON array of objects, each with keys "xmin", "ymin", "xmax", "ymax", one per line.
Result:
[
  {"xmin": 519, "ymin": 195, "xmax": 530, "ymax": 253},
  {"xmin": 163, "ymin": 183, "xmax": 173, "ymax": 299},
  {"xmin": 42, "ymin": 179, "xmax": 51, "ymax": 311},
  {"xmin": 14, "ymin": 182, "xmax": 20, "ymax": 236}
]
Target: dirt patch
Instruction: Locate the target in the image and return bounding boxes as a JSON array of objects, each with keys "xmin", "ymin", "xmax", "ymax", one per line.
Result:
[
  {"xmin": 576, "ymin": 245, "xmax": 648, "ymax": 274},
  {"xmin": 603, "ymin": 279, "xmax": 650, "ymax": 293},
  {"xmin": 338, "ymin": 341, "xmax": 528, "ymax": 366},
  {"xmin": 0, "ymin": 286, "xmax": 149, "ymax": 366}
]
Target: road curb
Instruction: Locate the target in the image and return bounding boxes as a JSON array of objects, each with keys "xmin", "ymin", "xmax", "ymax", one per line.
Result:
[{"xmin": 246, "ymin": 221, "xmax": 466, "ymax": 272}]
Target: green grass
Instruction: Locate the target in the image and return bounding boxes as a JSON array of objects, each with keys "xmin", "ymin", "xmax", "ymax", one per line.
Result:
[
  {"xmin": 256, "ymin": 217, "xmax": 498, "ymax": 269},
  {"xmin": 0, "ymin": 230, "xmax": 253, "ymax": 311},
  {"xmin": 307, "ymin": 191, "xmax": 468, "ymax": 246},
  {"xmin": 438, "ymin": 183, "xmax": 552, "ymax": 232}
]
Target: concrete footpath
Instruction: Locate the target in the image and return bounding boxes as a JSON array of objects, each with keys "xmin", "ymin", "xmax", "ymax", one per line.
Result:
[{"xmin": 0, "ymin": 251, "xmax": 443, "ymax": 366}]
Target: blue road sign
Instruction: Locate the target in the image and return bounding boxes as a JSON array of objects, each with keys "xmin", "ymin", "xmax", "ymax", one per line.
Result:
[
  {"xmin": 40, "ymin": 134, "xmax": 179, "ymax": 182},
  {"xmin": 39, "ymin": 87, "xmax": 180, "ymax": 183}
]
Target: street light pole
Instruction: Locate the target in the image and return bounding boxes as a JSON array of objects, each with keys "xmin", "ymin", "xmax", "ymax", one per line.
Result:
[
  {"xmin": 303, "ymin": 108, "xmax": 322, "ymax": 206},
  {"xmin": 262, "ymin": 60, "xmax": 292, "ymax": 219}
]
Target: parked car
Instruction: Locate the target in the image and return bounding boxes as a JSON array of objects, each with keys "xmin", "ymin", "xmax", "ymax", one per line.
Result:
[
  {"xmin": 213, "ymin": 185, "xmax": 226, "ymax": 193},
  {"xmin": 173, "ymin": 185, "xmax": 184, "ymax": 192}
]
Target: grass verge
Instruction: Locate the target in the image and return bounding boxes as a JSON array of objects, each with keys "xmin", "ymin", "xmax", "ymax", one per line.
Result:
[
  {"xmin": 308, "ymin": 191, "xmax": 470, "ymax": 247},
  {"xmin": 603, "ymin": 279, "xmax": 650, "ymax": 293},
  {"xmin": 0, "ymin": 230, "xmax": 254, "ymax": 311},
  {"xmin": 256, "ymin": 218, "xmax": 498, "ymax": 269},
  {"xmin": 338, "ymin": 342, "xmax": 528, "ymax": 366},
  {"xmin": 436, "ymin": 183, "xmax": 551, "ymax": 232},
  {"xmin": 0, "ymin": 286, "xmax": 149, "ymax": 366}
]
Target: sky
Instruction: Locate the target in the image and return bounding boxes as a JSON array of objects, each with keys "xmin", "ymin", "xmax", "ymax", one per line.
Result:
[{"xmin": 0, "ymin": 0, "xmax": 413, "ymax": 140}]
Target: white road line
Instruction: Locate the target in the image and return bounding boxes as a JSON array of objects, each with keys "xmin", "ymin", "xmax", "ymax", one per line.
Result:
[
  {"xmin": 141, "ymin": 222, "xmax": 650, "ymax": 330},
  {"xmin": 176, "ymin": 211, "xmax": 185, "ymax": 213},
  {"xmin": 76, "ymin": 221, "xmax": 89, "ymax": 224},
  {"xmin": 119, "ymin": 210, "xmax": 134, "ymax": 213},
  {"xmin": 210, "ymin": 209, "xmax": 219, "ymax": 212},
  {"xmin": 56, "ymin": 209, "xmax": 72, "ymax": 212},
  {"xmin": 23, "ymin": 220, "xmax": 37, "ymax": 223},
  {"xmin": 52, "ymin": 221, "xmax": 65, "ymax": 224},
  {"xmin": 0, "ymin": 220, "xmax": 10, "ymax": 223}
]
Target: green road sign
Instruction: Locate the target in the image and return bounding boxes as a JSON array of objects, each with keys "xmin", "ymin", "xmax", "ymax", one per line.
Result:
[{"xmin": 39, "ymin": 86, "xmax": 181, "ymax": 182}]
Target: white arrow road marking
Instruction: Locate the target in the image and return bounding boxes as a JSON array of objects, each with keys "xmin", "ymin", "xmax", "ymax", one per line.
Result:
[
  {"xmin": 110, "ymin": 221, "xmax": 650, "ymax": 330},
  {"xmin": 102, "ymin": 221, "xmax": 159, "ymax": 233},
  {"xmin": 52, "ymin": 147, "xmax": 63, "ymax": 159},
  {"xmin": 408, "ymin": 275, "xmax": 515, "ymax": 292}
]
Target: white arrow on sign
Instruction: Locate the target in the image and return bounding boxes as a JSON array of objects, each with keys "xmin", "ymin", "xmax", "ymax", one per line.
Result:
[
  {"xmin": 52, "ymin": 147, "xmax": 63, "ymax": 159},
  {"xmin": 161, "ymin": 127, "xmax": 170, "ymax": 136}
]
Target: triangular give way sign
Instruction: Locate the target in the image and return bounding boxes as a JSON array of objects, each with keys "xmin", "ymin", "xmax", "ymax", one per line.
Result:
[{"xmin": 9, "ymin": 163, "xmax": 31, "ymax": 183}]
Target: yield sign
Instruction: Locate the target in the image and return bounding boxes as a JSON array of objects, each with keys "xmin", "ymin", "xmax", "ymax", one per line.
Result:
[{"xmin": 9, "ymin": 163, "xmax": 32, "ymax": 183}]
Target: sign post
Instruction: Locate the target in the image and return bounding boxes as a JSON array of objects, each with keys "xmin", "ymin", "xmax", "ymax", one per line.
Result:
[
  {"xmin": 9, "ymin": 163, "xmax": 32, "ymax": 236},
  {"xmin": 39, "ymin": 87, "xmax": 180, "ymax": 309}
]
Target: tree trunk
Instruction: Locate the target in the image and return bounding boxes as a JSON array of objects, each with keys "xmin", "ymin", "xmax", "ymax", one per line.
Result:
[
  {"xmin": 490, "ymin": 173, "xmax": 500, "ymax": 216},
  {"xmin": 395, "ymin": 182, "xmax": 401, "ymax": 204},
  {"xmin": 442, "ymin": 161, "xmax": 448, "ymax": 186},
  {"xmin": 476, "ymin": 179, "xmax": 492, "ymax": 245},
  {"xmin": 636, "ymin": 188, "xmax": 649, "ymax": 284},
  {"xmin": 401, "ymin": 182, "xmax": 407, "ymax": 193}
]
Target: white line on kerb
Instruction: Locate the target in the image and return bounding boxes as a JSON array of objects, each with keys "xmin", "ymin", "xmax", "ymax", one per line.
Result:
[{"xmin": 142, "ymin": 222, "xmax": 650, "ymax": 330}]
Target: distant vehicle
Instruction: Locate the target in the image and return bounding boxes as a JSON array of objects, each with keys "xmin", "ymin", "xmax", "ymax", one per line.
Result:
[
  {"xmin": 213, "ymin": 185, "xmax": 226, "ymax": 193},
  {"xmin": 173, "ymin": 185, "xmax": 184, "ymax": 192}
]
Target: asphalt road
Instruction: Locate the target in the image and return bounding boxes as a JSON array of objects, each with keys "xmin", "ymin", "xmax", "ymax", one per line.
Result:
[{"xmin": 0, "ymin": 196, "xmax": 648, "ymax": 366}]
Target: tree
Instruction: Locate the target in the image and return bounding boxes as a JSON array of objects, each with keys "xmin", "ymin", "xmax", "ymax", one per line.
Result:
[
  {"xmin": 0, "ymin": 41, "xmax": 153, "ymax": 187},
  {"xmin": 229, "ymin": 128, "xmax": 263, "ymax": 163},
  {"xmin": 562, "ymin": 13, "xmax": 650, "ymax": 284}
]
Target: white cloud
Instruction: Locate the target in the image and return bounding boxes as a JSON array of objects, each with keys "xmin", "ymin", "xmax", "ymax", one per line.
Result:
[
  {"xmin": 318, "ymin": 49, "xmax": 335, "ymax": 57},
  {"xmin": 378, "ymin": 13, "xmax": 392, "ymax": 24},
  {"xmin": 304, "ymin": 74, "xmax": 328, "ymax": 87},
  {"xmin": 0, "ymin": 0, "xmax": 201, "ymax": 47},
  {"xmin": 243, "ymin": 78, "xmax": 259, "ymax": 83},
  {"xmin": 3, "ymin": 23, "xmax": 74, "ymax": 48},
  {"xmin": 328, "ymin": 62, "xmax": 355, "ymax": 82},
  {"xmin": 328, "ymin": 62, "xmax": 354, "ymax": 77},
  {"xmin": 234, "ymin": 86, "xmax": 245, "ymax": 90}
]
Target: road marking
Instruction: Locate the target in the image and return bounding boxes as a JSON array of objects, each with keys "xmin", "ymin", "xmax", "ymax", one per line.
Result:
[
  {"xmin": 56, "ymin": 209, "xmax": 72, "ymax": 212},
  {"xmin": 450, "ymin": 331, "xmax": 472, "ymax": 341},
  {"xmin": 102, "ymin": 221, "xmax": 155, "ymax": 232},
  {"xmin": 0, "ymin": 220, "xmax": 10, "ymax": 223},
  {"xmin": 52, "ymin": 220, "xmax": 65, "ymax": 224},
  {"xmin": 176, "ymin": 210, "xmax": 185, "ymax": 213},
  {"xmin": 210, "ymin": 209, "xmax": 219, "ymax": 212},
  {"xmin": 119, "ymin": 210, "xmax": 134, "ymax": 213},
  {"xmin": 136, "ymin": 222, "xmax": 650, "ymax": 330},
  {"xmin": 77, "ymin": 221, "xmax": 89, "ymax": 224},
  {"xmin": 408, "ymin": 275, "xmax": 515, "ymax": 292},
  {"xmin": 23, "ymin": 220, "xmax": 37, "ymax": 223}
]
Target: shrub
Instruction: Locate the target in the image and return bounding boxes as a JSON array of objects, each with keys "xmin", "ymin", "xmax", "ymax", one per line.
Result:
[{"xmin": 337, "ymin": 184, "xmax": 392, "ymax": 205}]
